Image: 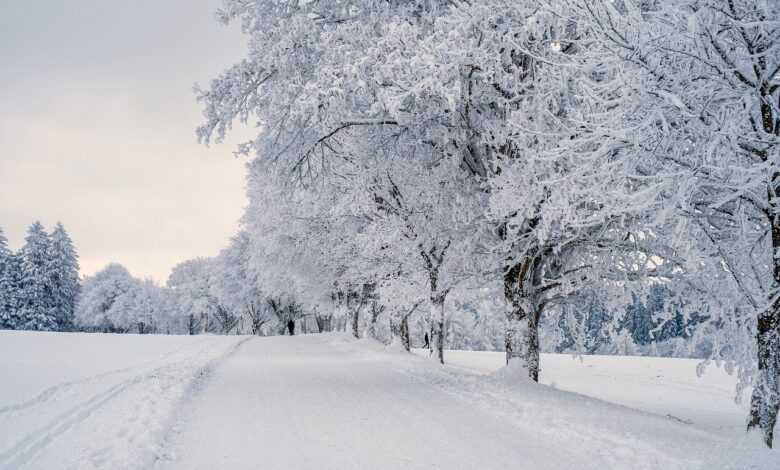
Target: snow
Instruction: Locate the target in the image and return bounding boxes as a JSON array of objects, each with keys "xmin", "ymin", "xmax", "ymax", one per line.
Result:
[
  {"xmin": 0, "ymin": 331, "xmax": 246, "ymax": 470},
  {"xmin": 1, "ymin": 331, "xmax": 777, "ymax": 469},
  {"xmin": 424, "ymin": 349, "xmax": 747, "ymax": 432}
]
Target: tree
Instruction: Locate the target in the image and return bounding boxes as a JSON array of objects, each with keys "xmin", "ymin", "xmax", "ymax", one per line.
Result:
[
  {"xmin": 167, "ymin": 258, "xmax": 222, "ymax": 334},
  {"xmin": 388, "ymin": 300, "xmax": 423, "ymax": 352},
  {"xmin": 0, "ymin": 227, "xmax": 20, "ymax": 329},
  {"xmin": 76, "ymin": 263, "xmax": 137, "ymax": 332},
  {"xmin": 76, "ymin": 264, "xmax": 178, "ymax": 334},
  {"xmin": 18, "ymin": 222, "xmax": 57, "ymax": 331},
  {"xmin": 0, "ymin": 228, "xmax": 11, "ymax": 328},
  {"xmin": 48, "ymin": 222, "xmax": 80, "ymax": 331},
  {"xmin": 193, "ymin": 0, "xmax": 779, "ymax": 444},
  {"xmin": 361, "ymin": 160, "xmax": 484, "ymax": 363},
  {"xmin": 572, "ymin": 0, "xmax": 779, "ymax": 447},
  {"xmin": 109, "ymin": 279, "xmax": 168, "ymax": 334},
  {"xmin": 213, "ymin": 304, "xmax": 239, "ymax": 335},
  {"xmin": 212, "ymin": 231, "xmax": 272, "ymax": 335}
]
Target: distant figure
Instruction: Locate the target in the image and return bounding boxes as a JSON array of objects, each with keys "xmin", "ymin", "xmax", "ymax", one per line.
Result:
[
  {"xmin": 423, "ymin": 332, "xmax": 429, "ymax": 349},
  {"xmin": 287, "ymin": 319, "xmax": 295, "ymax": 336}
]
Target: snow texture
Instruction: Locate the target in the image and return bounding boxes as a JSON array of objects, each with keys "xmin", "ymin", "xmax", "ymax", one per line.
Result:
[
  {"xmin": 1, "ymin": 331, "xmax": 776, "ymax": 469},
  {"xmin": 0, "ymin": 331, "xmax": 246, "ymax": 470}
]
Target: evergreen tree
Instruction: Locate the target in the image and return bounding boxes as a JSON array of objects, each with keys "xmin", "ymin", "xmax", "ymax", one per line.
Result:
[
  {"xmin": 48, "ymin": 222, "xmax": 80, "ymax": 331},
  {"xmin": 0, "ymin": 227, "xmax": 15, "ymax": 329},
  {"xmin": 19, "ymin": 221, "xmax": 57, "ymax": 331},
  {"xmin": 4, "ymin": 252, "xmax": 24, "ymax": 329}
]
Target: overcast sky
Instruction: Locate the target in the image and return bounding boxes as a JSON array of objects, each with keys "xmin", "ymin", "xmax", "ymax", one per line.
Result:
[{"xmin": 0, "ymin": 0, "xmax": 252, "ymax": 283}]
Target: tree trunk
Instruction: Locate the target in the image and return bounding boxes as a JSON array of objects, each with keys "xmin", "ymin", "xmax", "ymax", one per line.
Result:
[
  {"xmin": 747, "ymin": 305, "xmax": 780, "ymax": 447},
  {"xmin": 748, "ymin": 180, "xmax": 780, "ymax": 447},
  {"xmin": 505, "ymin": 303, "xmax": 541, "ymax": 382},
  {"xmin": 315, "ymin": 314, "xmax": 331, "ymax": 333},
  {"xmin": 503, "ymin": 256, "xmax": 541, "ymax": 382},
  {"xmin": 187, "ymin": 314, "xmax": 198, "ymax": 335},
  {"xmin": 367, "ymin": 307, "xmax": 377, "ymax": 339},
  {"xmin": 367, "ymin": 303, "xmax": 383, "ymax": 340},
  {"xmin": 351, "ymin": 306, "xmax": 360, "ymax": 339},
  {"xmin": 431, "ymin": 296, "xmax": 445, "ymax": 364},
  {"xmin": 399, "ymin": 314, "xmax": 411, "ymax": 352}
]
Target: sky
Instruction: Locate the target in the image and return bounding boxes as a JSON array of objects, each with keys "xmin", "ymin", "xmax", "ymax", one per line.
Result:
[{"xmin": 0, "ymin": 0, "xmax": 252, "ymax": 283}]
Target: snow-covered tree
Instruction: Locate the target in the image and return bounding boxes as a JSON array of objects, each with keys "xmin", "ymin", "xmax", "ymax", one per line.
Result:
[
  {"xmin": 76, "ymin": 263, "xmax": 137, "ymax": 332},
  {"xmin": 112, "ymin": 279, "xmax": 176, "ymax": 334},
  {"xmin": 193, "ymin": 0, "xmax": 780, "ymax": 444},
  {"xmin": 18, "ymin": 222, "xmax": 57, "ymax": 331},
  {"xmin": 167, "ymin": 257, "xmax": 222, "ymax": 334},
  {"xmin": 568, "ymin": 0, "xmax": 780, "ymax": 447},
  {"xmin": 0, "ymin": 228, "xmax": 10, "ymax": 329},
  {"xmin": 48, "ymin": 222, "xmax": 80, "ymax": 331},
  {"xmin": 76, "ymin": 263, "xmax": 178, "ymax": 334},
  {"xmin": 212, "ymin": 231, "xmax": 272, "ymax": 335},
  {"xmin": 0, "ymin": 227, "xmax": 20, "ymax": 330}
]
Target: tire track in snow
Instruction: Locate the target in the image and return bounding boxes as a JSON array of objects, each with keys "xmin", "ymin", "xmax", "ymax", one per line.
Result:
[
  {"xmin": 0, "ymin": 338, "xmax": 242, "ymax": 470},
  {"xmin": 0, "ymin": 338, "xmax": 213, "ymax": 416},
  {"xmin": 0, "ymin": 372, "xmax": 157, "ymax": 469}
]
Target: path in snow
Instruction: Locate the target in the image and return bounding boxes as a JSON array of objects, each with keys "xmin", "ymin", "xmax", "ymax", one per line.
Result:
[
  {"xmin": 158, "ymin": 334, "xmax": 582, "ymax": 470},
  {"xmin": 156, "ymin": 334, "xmax": 774, "ymax": 470},
  {"xmin": 0, "ymin": 332, "xmax": 246, "ymax": 470}
]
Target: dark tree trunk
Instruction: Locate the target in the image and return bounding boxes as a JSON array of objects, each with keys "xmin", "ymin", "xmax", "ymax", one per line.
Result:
[
  {"xmin": 748, "ymin": 304, "xmax": 780, "ymax": 448},
  {"xmin": 187, "ymin": 314, "xmax": 199, "ymax": 335},
  {"xmin": 351, "ymin": 307, "xmax": 360, "ymax": 339},
  {"xmin": 743, "ymin": 51, "xmax": 780, "ymax": 447},
  {"xmin": 431, "ymin": 295, "xmax": 446, "ymax": 364},
  {"xmin": 504, "ymin": 304, "xmax": 541, "ymax": 382},
  {"xmin": 504, "ymin": 256, "xmax": 541, "ymax": 382},
  {"xmin": 748, "ymin": 175, "xmax": 780, "ymax": 447},
  {"xmin": 390, "ymin": 303, "xmax": 418, "ymax": 352},
  {"xmin": 315, "ymin": 314, "xmax": 332, "ymax": 333},
  {"xmin": 527, "ymin": 307, "xmax": 541, "ymax": 382},
  {"xmin": 399, "ymin": 314, "xmax": 411, "ymax": 352},
  {"xmin": 367, "ymin": 303, "xmax": 383, "ymax": 339}
]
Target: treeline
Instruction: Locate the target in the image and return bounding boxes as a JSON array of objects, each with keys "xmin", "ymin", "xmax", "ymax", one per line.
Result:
[
  {"xmin": 74, "ymin": 257, "xmax": 294, "ymax": 336},
  {"xmin": 188, "ymin": 0, "xmax": 779, "ymax": 446},
  {"xmin": 74, "ymin": 254, "xmax": 709, "ymax": 357},
  {"xmin": 0, "ymin": 223, "xmax": 80, "ymax": 331}
]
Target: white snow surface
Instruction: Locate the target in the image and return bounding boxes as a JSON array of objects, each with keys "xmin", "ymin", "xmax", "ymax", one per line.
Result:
[{"xmin": 1, "ymin": 331, "xmax": 777, "ymax": 470}]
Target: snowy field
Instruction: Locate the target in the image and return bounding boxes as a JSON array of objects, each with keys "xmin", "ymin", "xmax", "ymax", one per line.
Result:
[{"xmin": 0, "ymin": 331, "xmax": 776, "ymax": 470}]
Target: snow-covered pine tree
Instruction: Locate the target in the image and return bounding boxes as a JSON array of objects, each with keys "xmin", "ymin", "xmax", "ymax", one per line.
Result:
[
  {"xmin": 48, "ymin": 222, "xmax": 80, "ymax": 331},
  {"xmin": 18, "ymin": 221, "xmax": 57, "ymax": 331},
  {"xmin": 0, "ymin": 227, "xmax": 19, "ymax": 329},
  {"xmin": 0, "ymin": 228, "xmax": 9, "ymax": 328},
  {"xmin": 3, "ymin": 253, "xmax": 24, "ymax": 330}
]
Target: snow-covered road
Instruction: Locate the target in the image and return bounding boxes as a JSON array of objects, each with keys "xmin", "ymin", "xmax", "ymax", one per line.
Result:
[
  {"xmin": 156, "ymin": 335, "xmax": 774, "ymax": 470},
  {"xmin": 159, "ymin": 335, "xmax": 583, "ymax": 470},
  {"xmin": 2, "ymin": 332, "xmax": 777, "ymax": 470}
]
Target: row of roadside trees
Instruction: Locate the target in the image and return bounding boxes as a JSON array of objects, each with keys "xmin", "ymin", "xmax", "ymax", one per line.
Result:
[{"xmin": 191, "ymin": 0, "xmax": 780, "ymax": 447}]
